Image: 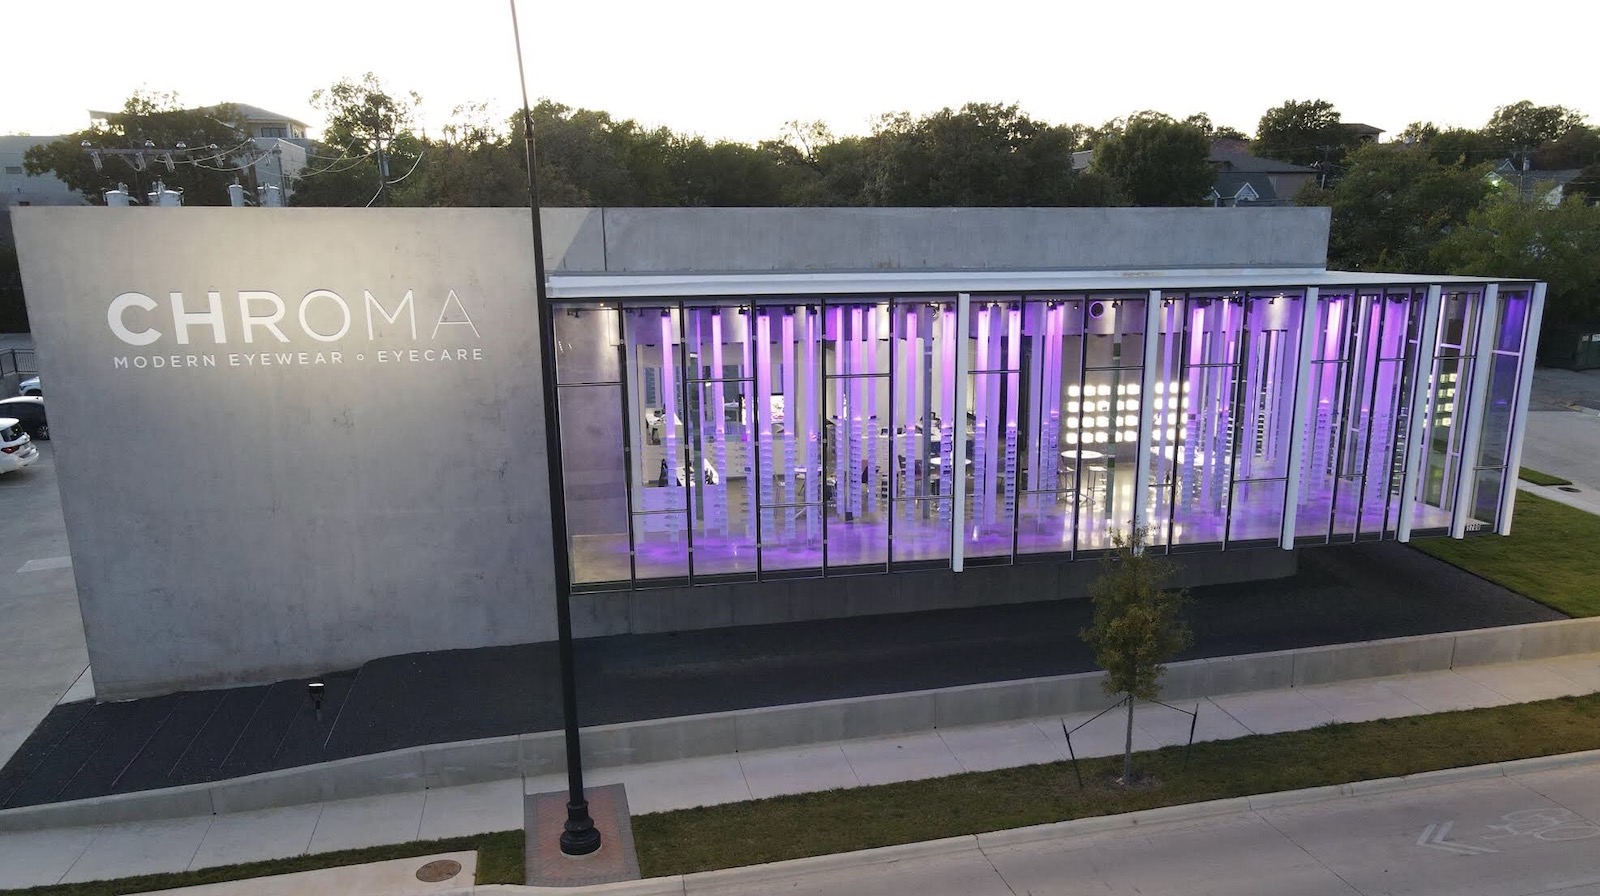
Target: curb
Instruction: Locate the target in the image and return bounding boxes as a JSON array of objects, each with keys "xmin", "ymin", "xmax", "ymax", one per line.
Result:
[
  {"xmin": 424, "ymin": 748, "xmax": 1600, "ymax": 895},
  {"xmin": 5, "ymin": 619, "xmax": 1600, "ymax": 832}
]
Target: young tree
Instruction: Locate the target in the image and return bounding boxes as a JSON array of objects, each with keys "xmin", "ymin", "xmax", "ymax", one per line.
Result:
[
  {"xmin": 1090, "ymin": 113, "xmax": 1212, "ymax": 207},
  {"xmin": 1080, "ymin": 527, "xmax": 1192, "ymax": 786}
]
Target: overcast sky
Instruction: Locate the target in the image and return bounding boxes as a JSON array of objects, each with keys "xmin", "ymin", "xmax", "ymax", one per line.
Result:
[{"xmin": 5, "ymin": 0, "xmax": 1596, "ymax": 143}]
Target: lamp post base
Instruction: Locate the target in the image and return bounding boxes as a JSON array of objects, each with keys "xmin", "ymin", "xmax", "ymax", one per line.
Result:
[{"xmin": 560, "ymin": 800, "xmax": 603, "ymax": 856}]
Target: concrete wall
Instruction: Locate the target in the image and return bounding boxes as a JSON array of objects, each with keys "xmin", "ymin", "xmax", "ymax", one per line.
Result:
[
  {"xmin": 543, "ymin": 206, "xmax": 1332, "ymax": 274},
  {"xmin": 14, "ymin": 205, "xmax": 1329, "ymax": 698},
  {"xmin": 14, "ymin": 208, "xmax": 555, "ymax": 697}
]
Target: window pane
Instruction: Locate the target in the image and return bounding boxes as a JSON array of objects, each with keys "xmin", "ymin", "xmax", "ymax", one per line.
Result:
[
  {"xmin": 1018, "ymin": 300, "xmax": 1082, "ymax": 556},
  {"xmin": 559, "ymin": 384, "xmax": 628, "ymax": 586},
  {"xmin": 822, "ymin": 302, "xmax": 888, "ymax": 570},
  {"xmin": 552, "ymin": 304, "xmax": 620, "ymax": 384},
  {"xmin": 1228, "ymin": 479, "xmax": 1287, "ymax": 542},
  {"xmin": 965, "ymin": 304, "xmax": 1022, "ymax": 561}
]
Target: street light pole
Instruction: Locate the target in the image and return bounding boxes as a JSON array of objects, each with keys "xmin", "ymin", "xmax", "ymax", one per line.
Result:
[{"xmin": 508, "ymin": 0, "xmax": 602, "ymax": 858}]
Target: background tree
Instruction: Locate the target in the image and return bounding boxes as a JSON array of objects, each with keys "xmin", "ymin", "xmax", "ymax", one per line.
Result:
[
  {"xmin": 1080, "ymin": 527, "xmax": 1192, "ymax": 786},
  {"xmin": 1432, "ymin": 195, "xmax": 1600, "ymax": 363},
  {"xmin": 1182, "ymin": 112, "xmax": 1247, "ymax": 142},
  {"xmin": 394, "ymin": 102, "xmax": 523, "ymax": 207},
  {"xmin": 23, "ymin": 90, "xmax": 252, "ymax": 206},
  {"xmin": 1484, "ymin": 101, "xmax": 1587, "ymax": 168},
  {"xmin": 1418, "ymin": 126, "xmax": 1498, "ymax": 168},
  {"xmin": 291, "ymin": 73, "xmax": 423, "ymax": 207},
  {"xmin": 1090, "ymin": 113, "xmax": 1211, "ymax": 206},
  {"xmin": 863, "ymin": 103, "xmax": 1092, "ymax": 206},
  {"xmin": 1254, "ymin": 98, "xmax": 1361, "ymax": 177},
  {"xmin": 1533, "ymin": 126, "xmax": 1600, "ymax": 171},
  {"xmin": 1567, "ymin": 162, "xmax": 1600, "ymax": 204},
  {"xmin": 1300, "ymin": 142, "xmax": 1490, "ymax": 272}
]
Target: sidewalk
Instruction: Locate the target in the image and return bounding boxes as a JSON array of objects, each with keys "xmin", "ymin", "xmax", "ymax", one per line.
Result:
[{"xmin": 5, "ymin": 650, "xmax": 1599, "ymax": 891}]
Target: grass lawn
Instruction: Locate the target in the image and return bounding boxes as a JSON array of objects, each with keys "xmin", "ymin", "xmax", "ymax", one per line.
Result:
[
  {"xmin": 1415, "ymin": 490, "xmax": 1600, "ymax": 617},
  {"xmin": 1518, "ymin": 467, "xmax": 1573, "ymax": 487},
  {"xmin": 20, "ymin": 693, "xmax": 1600, "ymax": 893}
]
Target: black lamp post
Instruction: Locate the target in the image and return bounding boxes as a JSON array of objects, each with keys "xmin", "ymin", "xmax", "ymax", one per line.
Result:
[{"xmin": 508, "ymin": 0, "xmax": 602, "ymax": 857}]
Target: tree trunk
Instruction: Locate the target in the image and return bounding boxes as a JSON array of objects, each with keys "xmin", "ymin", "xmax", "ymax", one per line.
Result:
[{"xmin": 1122, "ymin": 696, "xmax": 1135, "ymax": 786}]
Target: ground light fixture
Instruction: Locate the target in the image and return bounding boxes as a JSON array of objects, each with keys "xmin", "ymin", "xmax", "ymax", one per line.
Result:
[{"xmin": 307, "ymin": 680, "xmax": 325, "ymax": 720}]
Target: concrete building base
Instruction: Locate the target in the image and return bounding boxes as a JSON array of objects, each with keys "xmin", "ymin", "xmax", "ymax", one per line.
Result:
[{"xmin": 572, "ymin": 547, "xmax": 1299, "ymax": 638}]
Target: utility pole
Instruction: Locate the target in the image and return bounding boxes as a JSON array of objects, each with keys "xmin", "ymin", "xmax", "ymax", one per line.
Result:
[{"xmin": 374, "ymin": 111, "xmax": 391, "ymax": 207}]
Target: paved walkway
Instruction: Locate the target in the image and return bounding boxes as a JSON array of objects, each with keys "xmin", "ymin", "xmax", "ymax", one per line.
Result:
[{"xmin": 4, "ymin": 651, "xmax": 1599, "ymax": 890}]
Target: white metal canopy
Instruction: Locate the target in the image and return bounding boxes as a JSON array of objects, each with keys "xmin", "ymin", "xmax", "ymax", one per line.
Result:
[{"xmin": 547, "ymin": 268, "xmax": 1525, "ymax": 300}]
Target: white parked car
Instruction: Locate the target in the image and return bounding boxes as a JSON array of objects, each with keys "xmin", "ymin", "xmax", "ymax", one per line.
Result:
[
  {"xmin": 0, "ymin": 418, "xmax": 38, "ymax": 473},
  {"xmin": 18, "ymin": 376, "xmax": 40, "ymax": 396}
]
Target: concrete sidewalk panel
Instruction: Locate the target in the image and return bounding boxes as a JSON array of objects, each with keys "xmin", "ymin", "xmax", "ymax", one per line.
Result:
[
  {"xmin": 306, "ymin": 791, "xmax": 425, "ymax": 854},
  {"xmin": 188, "ymin": 803, "xmax": 321, "ymax": 870},
  {"xmin": 840, "ymin": 732, "xmax": 965, "ymax": 786},
  {"xmin": 418, "ymin": 778, "xmax": 523, "ymax": 840},
  {"xmin": 1296, "ymin": 680, "xmax": 1431, "ymax": 723},
  {"xmin": 589, "ymin": 755, "xmax": 750, "ymax": 814},
  {"xmin": 421, "ymin": 736, "xmax": 521, "ymax": 789},
  {"xmin": 1291, "ymin": 636, "xmax": 1455, "ymax": 687},
  {"xmin": 738, "ymin": 746, "xmax": 859, "ymax": 800},
  {"xmin": 941, "ymin": 721, "xmax": 1064, "ymax": 773},
  {"xmin": 1537, "ymin": 654, "xmax": 1600, "ymax": 690},
  {"xmin": 1209, "ymin": 689, "xmax": 1337, "ymax": 735},
  {"xmin": 0, "ymin": 825, "xmax": 98, "ymax": 889},
  {"xmin": 60, "ymin": 816, "xmax": 213, "ymax": 883},
  {"xmin": 1453, "ymin": 663, "xmax": 1594, "ymax": 703},
  {"xmin": 1373, "ymin": 670, "xmax": 1513, "ymax": 712}
]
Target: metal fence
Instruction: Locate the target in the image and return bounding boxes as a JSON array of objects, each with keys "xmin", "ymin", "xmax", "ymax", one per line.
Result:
[{"xmin": 0, "ymin": 349, "xmax": 36, "ymax": 377}]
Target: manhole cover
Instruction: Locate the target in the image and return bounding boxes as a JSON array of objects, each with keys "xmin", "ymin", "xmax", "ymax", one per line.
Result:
[
  {"xmin": 1560, "ymin": 486, "xmax": 1581, "ymax": 493},
  {"xmin": 416, "ymin": 859, "xmax": 463, "ymax": 882}
]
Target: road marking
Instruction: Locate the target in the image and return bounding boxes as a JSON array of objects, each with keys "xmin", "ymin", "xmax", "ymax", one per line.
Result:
[
  {"xmin": 1485, "ymin": 808, "xmax": 1600, "ymax": 843},
  {"xmin": 1418, "ymin": 821, "xmax": 1498, "ymax": 855},
  {"xmin": 17, "ymin": 555, "xmax": 72, "ymax": 573}
]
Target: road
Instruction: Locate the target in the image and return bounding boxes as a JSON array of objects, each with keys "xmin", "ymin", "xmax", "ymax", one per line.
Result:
[
  {"xmin": 0, "ymin": 439, "xmax": 89, "ymax": 769},
  {"xmin": 690, "ymin": 761, "xmax": 1600, "ymax": 895}
]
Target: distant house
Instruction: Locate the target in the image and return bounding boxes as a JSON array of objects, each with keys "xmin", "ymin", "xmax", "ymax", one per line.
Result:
[
  {"xmin": 1342, "ymin": 123, "xmax": 1385, "ymax": 143},
  {"xmin": 0, "ymin": 135, "xmax": 89, "ymax": 245},
  {"xmin": 1486, "ymin": 160, "xmax": 1585, "ymax": 206},
  {"xmin": 1071, "ymin": 144, "xmax": 1320, "ymax": 206},
  {"xmin": 1205, "ymin": 151, "xmax": 1320, "ymax": 206},
  {"xmin": 86, "ymin": 102, "xmax": 310, "ymax": 204}
]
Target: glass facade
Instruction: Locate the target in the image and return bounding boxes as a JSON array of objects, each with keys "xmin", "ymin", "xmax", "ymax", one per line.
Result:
[{"xmin": 550, "ymin": 282, "xmax": 1541, "ymax": 591}]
